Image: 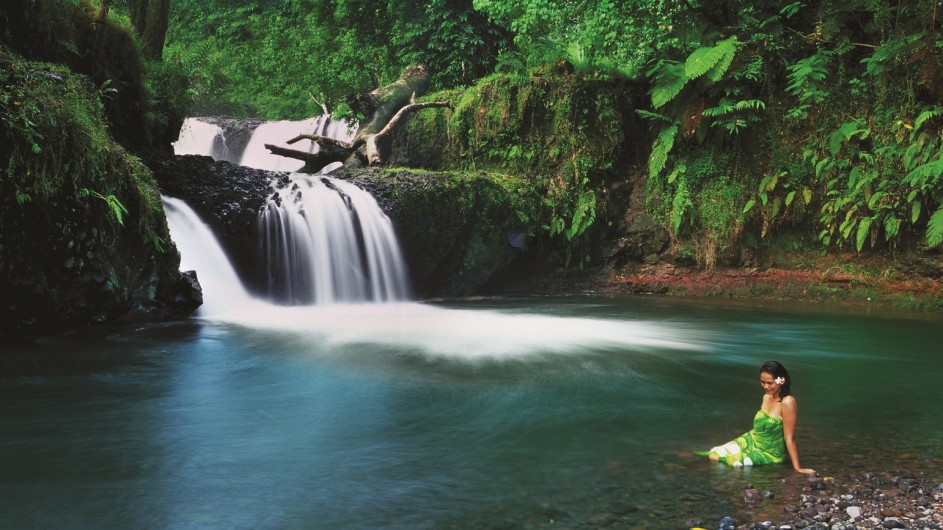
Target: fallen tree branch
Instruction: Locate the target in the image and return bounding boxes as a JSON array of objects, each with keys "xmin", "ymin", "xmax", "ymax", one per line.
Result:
[
  {"xmin": 375, "ymin": 101, "xmax": 454, "ymax": 139},
  {"xmin": 364, "ymin": 100, "xmax": 454, "ymax": 165},
  {"xmin": 265, "ymin": 66, "xmax": 452, "ymax": 171},
  {"xmin": 263, "ymin": 144, "xmax": 351, "ymax": 173},
  {"xmin": 285, "ymin": 134, "xmax": 353, "ymax": 150}
]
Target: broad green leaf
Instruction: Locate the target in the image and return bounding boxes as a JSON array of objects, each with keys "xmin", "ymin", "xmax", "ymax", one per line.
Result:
[
  {"xmin": 912, "ymin": 202, "xmax": 921, "ymax": 223},
  {"xmin": 855, "ymin": 217, "xmax": 872, "ymax": 251},
  {"xmin": 884, "ymin": 216, "xmax": 900, "ymax": 240},
  {"xmin": 803, "ymin": 188, "xmax": 813, "ymax": 204},
  {"xmin": 785, "ymin": 191, "xmax": 796, "ymax": 206},
  {"xmin": 743, "ymin": 199, "xmax": 756, "ymax": 213},
  {"xmin": 649, "ymin": 124, "xmax": 678, "ymax": 177}
]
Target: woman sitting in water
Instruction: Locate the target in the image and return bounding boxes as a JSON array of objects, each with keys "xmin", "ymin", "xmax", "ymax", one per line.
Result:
[{"xmin": 706, "ymin": 361, "xmax": 815, "ymax": 474}]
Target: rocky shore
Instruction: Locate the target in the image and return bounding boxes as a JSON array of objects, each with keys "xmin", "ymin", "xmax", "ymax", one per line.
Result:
[
  {"xmin": 488, "ymin": 252, "xmax": 943, "ymax": 313},
  {"xmin": 690, "ymin": 471, "xmax": 943, "ymax": 530}
]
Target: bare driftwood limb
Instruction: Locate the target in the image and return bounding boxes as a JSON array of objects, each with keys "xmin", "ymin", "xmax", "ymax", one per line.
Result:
[
  {"xmin": 285, "ymin": 134, "xmax": 354, "ymax": 150},
  {"xmin": 267, "ymin": 65, "xmax": 453, "ymax": 171},
  {"xmin": 263, "ymin": 144, "xmax": 351, "ymax": 173},
  {"xmin": 375, "ymin": 101, "xmax": 454, "ymax": 138},
  {"xmin": 365, "ymin": 100, "xmax": 454, "ymax": 165}
]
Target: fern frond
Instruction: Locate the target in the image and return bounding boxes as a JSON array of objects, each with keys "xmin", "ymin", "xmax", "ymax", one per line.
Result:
[
  {"xmin": 635, "ymin": 109, "xmax": 674, "ymax": 123},
  {"xmin": 649, "ymin": 125, "xmax": 678, "ymax": 178},
  {"xmin": 704, "ymin": 38, "xmax": 738, "ymax": 83},
  {"xmin": 927, "ymin": 206, "xmax": 943, "ymax": 247},
  {"xmin": 651, "ymin": 62, "xmax": 687, "ymax": 108},
  {"xmin": 861, "ymin": 33, "xmax": 924, "ymax": 78},
  {"xmin": 904, "ymin": 159, "xmax": 943, "ymax": 186},
  {"xmin": 884, "ymin": 216, "xmax": 900, "ymax": 240},
  {"xmin": 566, "ymin": 189, "xmax": 596, "ymax": 240},
  {"xmin": 779, "ymin": 2, "xmax": 804, "ymax": 19},
  {"xmin": 733, "ymin": 99, "xmax": 765, "ymax": 111},
  {"xmin": 685, "ymin": 37, "xmax": 738, "ymax": 82},
  {"xmin": 787, "ymin": 52, "xmax": 831, "ymax": 103},
  {"xmin": 703, "ymin": 99, "xmax": 764, "ymax": 120},
  {"xmin": 702, "ymin": 102, "xmax": 734, "ymax": 117},
  {"xmin": 913, "ymin": 106, "xmax": 942, "ymax": 132}
]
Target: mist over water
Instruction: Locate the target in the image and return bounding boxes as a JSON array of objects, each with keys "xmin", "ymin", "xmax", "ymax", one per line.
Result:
[{"xmin": 164, "ymin": 193, "xmax": 706, "ymax": 360}]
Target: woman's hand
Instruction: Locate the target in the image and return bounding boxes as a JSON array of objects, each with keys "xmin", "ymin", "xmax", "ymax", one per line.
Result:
[{"xmin": 795, "ymin": 467, "xmax": 816, "ymax": 475}]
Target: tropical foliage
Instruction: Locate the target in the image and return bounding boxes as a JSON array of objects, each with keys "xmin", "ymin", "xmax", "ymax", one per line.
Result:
[
  {"xmin": 162, "ymin": 0, "xmax": 511, "ymax": 119},
  {"xmin": 46, "ymin": 0, "xmax": 943, "ymax": 268}
]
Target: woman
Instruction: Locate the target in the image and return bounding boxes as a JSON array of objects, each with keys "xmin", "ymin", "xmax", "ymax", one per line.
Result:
[{"xmin": 706, "ymin": 361, "xmax": 815, "ymax": 474}]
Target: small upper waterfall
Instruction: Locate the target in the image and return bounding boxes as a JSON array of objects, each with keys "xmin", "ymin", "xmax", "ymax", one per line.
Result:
[
  {"xmin": 169, "ymin": 115, "xmax": 410, "ymax": 308},
  {"xmin": 173, "ymin": 119, "xmax": 227, "ymax": 160},
  {"xmin": 239, "ymin": 115, "xmax": 353, "ymax": 172}
]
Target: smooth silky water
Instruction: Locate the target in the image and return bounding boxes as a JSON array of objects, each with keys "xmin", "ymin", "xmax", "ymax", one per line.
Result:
[{"xmin": 2, "ymin": 296, "xmax": 942, "ymax": 529}]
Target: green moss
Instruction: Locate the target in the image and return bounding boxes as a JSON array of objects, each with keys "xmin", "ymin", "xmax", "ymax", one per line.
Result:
[
  {"xmin": 390, "ymin": 70, "xmax": 642, "ymax": 268},
  {"xmin": 0, "ymin": 47, "xmax": 168, "ymax": 252}
]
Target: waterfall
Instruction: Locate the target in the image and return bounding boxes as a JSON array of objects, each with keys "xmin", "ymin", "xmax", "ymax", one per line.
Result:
[
  {"xmin": 239, "ymin": 115, "xmax": 354, "ymax": 172},
  {"xmin": 163, "ymin": 196, "xmax": 256, "ymax": 316},
  {"xmin": 172, "ymin": 118, "xmax": 226, "ymax": 159},
  {"xmin": 169, "ymin": 115, "xmax": 410, "ymax": 307},
  {"xmin": 259, "ymin": 174, "xmax": 411, "ymax": 304}
]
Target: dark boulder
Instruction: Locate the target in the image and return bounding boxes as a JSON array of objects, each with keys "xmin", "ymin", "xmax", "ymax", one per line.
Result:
[{"xmin": 149, "ymin": 154, "xmax": 286, "ymax": 295}]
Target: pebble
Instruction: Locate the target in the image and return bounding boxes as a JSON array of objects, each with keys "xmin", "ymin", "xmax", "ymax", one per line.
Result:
[{"xmin": 689, "ymin": 470, "xmax": 943, "ymax": 530}]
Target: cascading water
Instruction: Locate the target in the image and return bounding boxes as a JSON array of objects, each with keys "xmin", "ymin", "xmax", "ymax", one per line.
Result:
[
  {"xmin": 239, "ymin": 115, "xmax": 353, "ymax": 172},
  {"xmin": 172, "ymin": 118, "xmax": 229, "ymax": 161},
  {"xmin": 162, "ymin": 196, "xmax": 256, "ymax": 316},
  {"xmin": 163, "ymin": 117, "xmax": 710, "ymax": 359},
  {"xmin": 259, "ymin": 174, "xmax": 411, "ymax": 304},
  {"xmin": 170, "ymin": 114, "xmax": 410, "ymax": 307}
]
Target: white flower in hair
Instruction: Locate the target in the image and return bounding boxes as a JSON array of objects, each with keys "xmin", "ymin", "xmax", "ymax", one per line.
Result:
[{"xmin": 775, "ymin": 377, "xmax": 785, "ymax": 385}]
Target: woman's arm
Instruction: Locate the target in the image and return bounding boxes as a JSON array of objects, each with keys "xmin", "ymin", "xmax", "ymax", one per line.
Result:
[{"xmin": 781, "ymin": 396, "xmax": 815, "ymax": 474}]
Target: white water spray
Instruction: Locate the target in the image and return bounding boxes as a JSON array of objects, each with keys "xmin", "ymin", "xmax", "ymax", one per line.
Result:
[
  {"xmin": 162, "ymin": 196, "xmax": 256, "ymax": 317},
  {"xmin": 259, "ymin": 174, "xmax": 411, "ymax": 304},
  {"xmin": 172, "ymin": 118, "xmax": 225, "ymax": 159}
]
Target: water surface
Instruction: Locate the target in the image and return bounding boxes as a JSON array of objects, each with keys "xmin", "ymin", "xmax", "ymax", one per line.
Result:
[{"xmin": 2, "ymin": 296, "xmax": 941, "ymax": 528}]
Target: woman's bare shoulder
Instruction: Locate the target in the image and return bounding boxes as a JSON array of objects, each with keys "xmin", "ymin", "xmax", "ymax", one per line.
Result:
[{"xmin": 781, "ymin": 395, "xmax": 798, "ymax": 408}]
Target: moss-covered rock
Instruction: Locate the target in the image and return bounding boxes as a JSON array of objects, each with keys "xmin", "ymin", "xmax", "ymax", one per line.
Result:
[
  {"xmin": 0, "ymin": 48, "xmax": 198, "ymax": 334},
  {"xmin": 1, "ymin": 0, "xmax": 189, "ymax": 155},
  {"xmin": 388, "ymin": 69, "xmax": 649, "ymax": 269},
  {"xmin": 340, "ymin": 167, "xmax": 538, "ymax": 297}
]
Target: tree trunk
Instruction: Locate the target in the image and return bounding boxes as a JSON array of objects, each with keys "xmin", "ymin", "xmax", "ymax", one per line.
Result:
[
  {"xmin": 127, "ymin": 0, "xmax": 170, "ymax": 60},
  {"xmin": 266, "ymin": 65, "xmax": 453, "ymax": 172}
]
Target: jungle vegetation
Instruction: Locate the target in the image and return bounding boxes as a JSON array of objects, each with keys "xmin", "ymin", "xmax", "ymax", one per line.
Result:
[
  {"xmin": 161, "ymin": 0, "xmax": 943, "ymax": 267},
  {"xmin": 5, "ymin": 0, "xmax": 943, "ymax": 271}
]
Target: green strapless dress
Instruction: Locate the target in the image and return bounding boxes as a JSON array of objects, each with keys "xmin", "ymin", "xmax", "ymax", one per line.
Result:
[{"xmin": 708, "ymin": 409, "xmax": 786, "ymax": 467}]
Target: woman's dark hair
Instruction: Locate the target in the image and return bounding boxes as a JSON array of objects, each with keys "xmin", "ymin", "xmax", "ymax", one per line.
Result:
[{"xmin": 761, "ymin": 360, "xmax": 792, "ymax": 399}]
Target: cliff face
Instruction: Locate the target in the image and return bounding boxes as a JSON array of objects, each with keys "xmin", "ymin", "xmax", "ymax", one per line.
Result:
[{"xmin": 0, "ymin": 20, "xmax": 198, "ymax": 334}]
